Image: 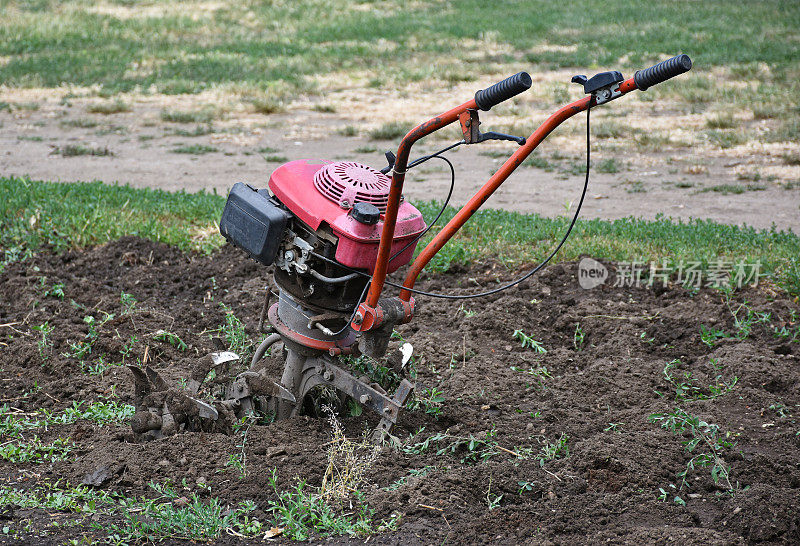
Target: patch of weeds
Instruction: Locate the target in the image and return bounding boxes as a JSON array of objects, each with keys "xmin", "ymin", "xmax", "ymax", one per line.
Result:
[
  {"xmin": 535, "ymin": 433, "xmax": 569, "ymax": 467},
  {"xmin": 353, "ymin": 145, "xmax": 378, "ymax": 154},
  {"xmin": 337, "ymin": 125, "xmax": 358, "ymax": 137},
  {"xmin": 706, "ymin": 130, "xmax": 747, "ymax": 149},
  {"xmin": 319, "ymin": 411, "xmax": 379, "ymax": 502},
  {"xmin": 650, "ymin": 408, "xmax": 740, "ymax": 495},
  {"xmin": 513, "ymin": 330, "xmax": 546, "ymax": 353},
  {"xmin": 347, "ymin": 355, "xmax": 404, "ymax": 393},
  {"xmin": 698, "ymin": 183, "xmax": 765, "ymax": 195},
  {"xmin": 368, "ymin": 122, "xmax": 412, "ymax": 141},
  {"xmin": 119, "ymin": 335, "xmax": 138, "ymax": 365},
  {"xmin": 160, "ymin": 108, "xmax": 216, "ymax": 124},
  {"xmin": 781, "ymin": 152, "xmax": 800, "ymax": 166},
  {"xmin": 171, "ymin": 144, "xmax": 219, "ymax": 155},
  {"xmin": 87, "ymin": 99, "xmax": 130, "ymax": 115},
  {"xmin": 768, "ymin": 119, "xmax": 800, "ymax": 143},
  {"xmin": 152, "ymin": 330, "xmax": 188, "ymax": 352},
  {"xmin": 705, "ymin": 113, "xmax": 737, "ymax": 129},
  {"xmin": 14, "ymin": 102, "xmax": 40, "ymax": 111},
  {"xmin": 658, "ymin": 359, "xmax": 738, "ymax": 402},
  {"xmin": 60, "ymin": 118, "xmax": 99, "ymax": 129},
  {"xmin": 250, "ymin": 96, "xmax": 283, "ymax": 114},
  {"xmin": 107, "ymin": 482, "xmax": 263, "ymax": 542},
  {"xmin": 53, "ymin": 145, "xmax": 113, "ymax": 157},
  {"xmin": 217, "ymin": 304, "xmax": 252, "ymax": 358},
  {"xmin": 700, "ymin": 325, "xmax": 728, "ymax": 346},
  {"xmin": 626, "ymin": 180, "xmax": 646, "ymax": 193},
  {"xmin": 383, "ymin": 466, "xmax": 435, "ymax": 491},
  {"xmin": 264, "ymin": 154, "xmax": 289, "ymax": 163},
  {"xmin": 44, "ymin": 282, "xmax": 65, "ymax": 299},
  {"xmin": 510, "ymin": 364, "xmax": 551, "ymax": 390},
  {"xmin": 406, "ymin": 387, "xmax": 445, "ymax": 417},
  {"xmin": 403, "ymin": 428, "xmax": 502, "ymax": 464},
  {"xmin": 596, "ymin": 158, "xmax": 620, "ymax": 173},
  {"xmin": 17, "ymin": 135, "xmax": 43, "ymax": 142},
  {"xmin": 312, "ymin": 104, "xmax": 337, "ymax": 113},
  {"xmin": 604, "ymin": 422, "xmax": 624, "ymax": 433},
  {"xmin": 120, "ymin": 291, "xmax": 137, "ymax": 314},
  {"xmin": 593, "ymin": 120, "xmax": 627, "ymax": 139},
  {"xmin": 0, "ymin": 437, "xmax": 74, "ymax": 463},
  {"xmin": 266, "ymin": 470, "xmax": 394, "ymax": 540},
  {"xmin": 32, "ymin": 322, "xmax": 54, "ymax": 361},
  {"xmin": 168, "ymin": 125, "xmax": 214, "ymax": 137}
]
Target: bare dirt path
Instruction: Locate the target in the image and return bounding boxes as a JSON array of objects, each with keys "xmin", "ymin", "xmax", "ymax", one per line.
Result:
[{"xmin": 1, "ymin": 82, "xmax": 798, "ymax": 232}]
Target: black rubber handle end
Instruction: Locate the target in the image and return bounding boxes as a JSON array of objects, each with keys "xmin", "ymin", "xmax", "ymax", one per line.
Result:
[
  {"xmin": 634, "ymin": 54, "xmax": 692, "ymax": 91},
  {"xmin": 474, "ymin": 72, "xmax": 532, "ymax": 111}
]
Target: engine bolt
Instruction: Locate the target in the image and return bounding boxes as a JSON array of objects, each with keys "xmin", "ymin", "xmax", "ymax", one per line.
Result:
[
  {"xmin": 359, "ymin": 394, "xmax": 371, "ymax": 404},
  {"xmin": 353, "ymin": 313, "xmax": 363, "ymax": 325},
  {"xmin": 383, "ymin": 407, "xmax": 392, "ymax": 415},
  {"xmin": 323, "ymin": 371, "xmax": 333, "ymax": 382}
]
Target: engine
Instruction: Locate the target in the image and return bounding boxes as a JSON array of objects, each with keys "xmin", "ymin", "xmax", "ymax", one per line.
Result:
[{"xmin": 220, "ymin": 159, "xmax": 425, "ymax": 351}]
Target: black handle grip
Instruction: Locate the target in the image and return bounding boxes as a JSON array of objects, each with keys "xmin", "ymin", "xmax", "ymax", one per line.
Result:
[
  {"xmin": 634, "ymin": 54, "xmax": 692, "ymax": 91},
  {"xmin": 474, "ymin": 72, "xmax": 532, "ymax": 111}
]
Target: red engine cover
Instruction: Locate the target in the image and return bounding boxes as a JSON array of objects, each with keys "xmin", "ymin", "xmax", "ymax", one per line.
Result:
[{"xmin": 268, "ymin": 160, "xmax": 426, "ymax": 274}]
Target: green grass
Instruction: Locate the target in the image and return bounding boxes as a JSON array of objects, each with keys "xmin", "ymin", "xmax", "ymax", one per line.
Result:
[
  {"xmin": 0, "ymin": 177, "xmax": 225, "ymax": 260},
  {"xmin": 160, "ymin": 108, "xmax": 216, "ymax": 124},
  {"xmin": 86, "ymin": 98, "xmax": 130, "ymax": 115},
  {"xmin": 171, "ymin": 144, "xmax": 219, "ymax": 154},
  {"xmin": 53, "ymin": 144, "xmax": 113, "ymax": 157},
  {"xmin": 1, "ymin": 1, "xmax": 797, "ymax": 92},
  {"xmin": 369, "ymin": 122, "xmax": 413, "ymax": 141},
  {"xmin": 1, "ymin": 177, "xmax": 798, "ymax": 295}
]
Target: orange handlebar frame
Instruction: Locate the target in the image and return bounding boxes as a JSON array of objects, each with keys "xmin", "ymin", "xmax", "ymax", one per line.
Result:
[{"xmin": 363, "ymin": 76, "xmax": 638, "ymax": 314}]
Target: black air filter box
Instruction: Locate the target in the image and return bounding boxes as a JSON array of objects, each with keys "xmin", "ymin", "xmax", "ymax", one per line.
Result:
[{"xmin": 219, "ymin": 182, "xmax": 289, "ymax": 265}]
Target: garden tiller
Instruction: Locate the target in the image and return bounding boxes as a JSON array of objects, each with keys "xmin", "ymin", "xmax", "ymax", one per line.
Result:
[{"xmin": 129, "ymin": 54, "xmax": 693, "ymax": 439}]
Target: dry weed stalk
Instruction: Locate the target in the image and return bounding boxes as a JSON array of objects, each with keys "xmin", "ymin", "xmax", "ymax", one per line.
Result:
[{"xmin": 319, "ymin": 408, "xmax": 379, "ymax": 502}]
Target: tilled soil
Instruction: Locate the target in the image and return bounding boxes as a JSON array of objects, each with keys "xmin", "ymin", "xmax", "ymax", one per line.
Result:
[{"xmin": 1, "ymin": 237, "xmax": 799, "ymax": 544}]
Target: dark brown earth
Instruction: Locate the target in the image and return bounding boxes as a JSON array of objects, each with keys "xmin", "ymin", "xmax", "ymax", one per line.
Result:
[{"xmin": 1, "ymin": 237, "xmax": 799, "ymax": 544}]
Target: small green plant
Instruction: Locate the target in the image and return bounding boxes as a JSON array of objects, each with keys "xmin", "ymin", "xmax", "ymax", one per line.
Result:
[
  {"xmin": 650, "ymin": 408, "xmax": 739, "ymax": 495},
  {"xmin": 336, "ymin": 125, "xmax": 358, "ymax": 137},
  {"xmin": 513, "ymin": 330, "xmax": 546, "ymax": 353},
  {"xmin": 217, "ymin": 304, "xmax": 252, "ymax": 357},
  {"xmin": 44, "ymin": 282, "xmax": 65, "ymax": 299},
  {"xmin": 153, "ymin": 330, "xmax": 187, "ymax": 352},
  {"xmin": 119, "ymin": 335, "xmax": 138, "ymax": 365},
  {"xmin": 120, "ymin": 292, "xmax": 137, "ymax": 314},
  {"xmin": 658, "ymin": 359, "xmax": 738, "ymax": 401},
  {"xmin": 406, "ymin": 387, "xmax": 445, "ymax": 417},
  {"xmin": 700, "ymin": 324, "xmax": 728, "ymax": 346},
  {"xmin": 535, "ymin": 433, "xmax": 569, "ymax": 467},
  {"xmin": 510, "ymin": 364, "xmax": 551, "ymax": 390},
  {"xmin": 573, "ymin": 323, "xmax": 586, "ymax": 351},
  {"xmin": 32, "ymin": 322, "xmax": 54, "ymax": 361},
  {"xmin": 486, "ymin": 477, "xmax": 503, "ymax": 510},
  {"xmin": 604, "ymin": 422, "xmax": 624, "ymax": 433}
]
